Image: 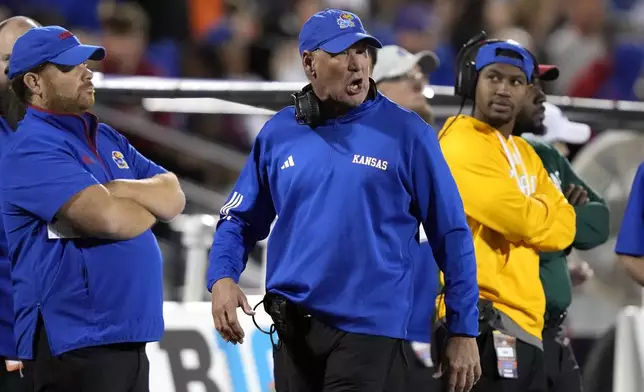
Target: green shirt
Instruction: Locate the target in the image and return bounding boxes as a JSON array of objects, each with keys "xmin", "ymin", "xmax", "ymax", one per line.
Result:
[{"xmin": 524, "ymin": 138, "xmax": 610, "ymax": 313}]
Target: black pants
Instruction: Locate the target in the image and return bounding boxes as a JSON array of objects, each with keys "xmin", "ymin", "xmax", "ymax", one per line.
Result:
[
  {"xmin": 0, "ymin": 358, "xmax": 32, "ymax": 392},
  {"xmin": 402, "ymin": 341, "xmax": 442, "ymax": 392},
  {"xmin": 435, "ymin": 326, "xmax": 546, "ymax": 392},
  {"xmin": 267, "ymin": 295, "xmax": 406, "ymax": 392},
  {"xmin": 543, "ymin": 326, "xmax": 582, "ymax": 392},
  {"xmin": 582, "ymin": 326, "xmax": 614, "ymax": 392},
  {"xmin": 23, "ymin": 318, "xmax": 149, "ymax": 392}
]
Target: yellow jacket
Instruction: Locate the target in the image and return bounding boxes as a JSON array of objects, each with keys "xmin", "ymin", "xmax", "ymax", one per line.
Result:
[{"xmin": 436, "ymin": 115, "xmax": 576, "ymax": 340}]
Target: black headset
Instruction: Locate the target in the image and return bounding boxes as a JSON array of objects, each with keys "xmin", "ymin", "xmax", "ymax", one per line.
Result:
[
  {"xmin": 291, "ymin": 80, "xmax": 378, "ymax": 128},
  {"xmin": 454, "ymin": 31, "xmax": 494, "ymax": 100},
  {"xmin": 454, "ymin": 31, "xmax": 539, "ymax": 101},
  {"xmin": 292, "ymin": 84, "xmax": 323, "ymax": 128}
]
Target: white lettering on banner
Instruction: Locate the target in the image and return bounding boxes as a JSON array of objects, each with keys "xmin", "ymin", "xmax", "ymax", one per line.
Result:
[
  {"xmin": 352, "ymin": 154, "xmax": 388, "ymax": 171},
  {"xmin": 148, "ymin": 298, "xmax": 275, "ymax": 392}
]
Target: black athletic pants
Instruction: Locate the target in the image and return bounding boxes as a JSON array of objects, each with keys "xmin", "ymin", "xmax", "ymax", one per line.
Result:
[
  {"xmin": 402, "ymin": 341, "xmax": 442, "ymax": 392},
  {"xmin": 542, "ymin": 326, "xmax": 582, "ymax": 392},
  {"xmin": 23, "ymin": 317, "xmax": 149, "ymax": 392},
  {"xmin": 266, "ymin": 294, "xmax": 407, "ymax": 392},
  {"xmin": 0, "ymin": 358, "xmax": 32, "ymax": 392}
]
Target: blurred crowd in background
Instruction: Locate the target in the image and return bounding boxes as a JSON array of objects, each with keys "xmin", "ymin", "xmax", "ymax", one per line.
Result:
[
  {"xmin": 1, "ymin": 2, "xmax": 642, "ymax": 383},
  {"xmin": 2, "ymin": 0, "xmax": 644, "ymax": 196}
]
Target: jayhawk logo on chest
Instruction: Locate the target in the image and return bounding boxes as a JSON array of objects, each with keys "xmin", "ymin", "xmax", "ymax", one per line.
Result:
[{"xmin": 112, "ymin": 151, "xmax": 129, "ymax": 169}]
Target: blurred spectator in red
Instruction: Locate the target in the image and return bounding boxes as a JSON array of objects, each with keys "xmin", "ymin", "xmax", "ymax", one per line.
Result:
[
  {"xmin": 546, "ymin": 0, "xmax": 609, "ymax": 95},
  {"xmin": 99, "ymin": 1, "xmax": 162, "ymax": 77}
]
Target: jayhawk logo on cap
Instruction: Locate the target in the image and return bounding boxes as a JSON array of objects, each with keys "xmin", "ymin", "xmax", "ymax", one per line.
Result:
[
  {"xmin": 112, "ymin": 151, "xmax": 129, "ymax": 169},
  {"xmin": 337, "ymin": 13, "xmax": 355, "ymax": 29}
]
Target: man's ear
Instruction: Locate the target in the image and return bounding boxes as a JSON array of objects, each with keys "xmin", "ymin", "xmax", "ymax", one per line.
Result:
[
  {"xmin": 302, "ymin": 50, "xmax": 315, "ymax": 79},
  {"xmin": 23, "ymin": 71, "xmax": 42, "ymax": 96}
]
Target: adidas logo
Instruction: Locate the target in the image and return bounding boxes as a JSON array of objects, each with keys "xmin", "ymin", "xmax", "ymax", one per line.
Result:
[{"xmin": 281, "ymin": 155, "xmax": 295, "ymax": 169}]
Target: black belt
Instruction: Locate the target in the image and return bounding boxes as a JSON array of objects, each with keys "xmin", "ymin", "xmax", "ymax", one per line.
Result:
[
  {"xmin": 477, "ymin": 299, "xmax": 496, "ymax": 322},
  {"xmin": 544, "ymin": 310, "xmax": 567, "ymax": 329},
  {"xmin": 435, "ymin": 299, "xmax": 499, "ymax": 337}
]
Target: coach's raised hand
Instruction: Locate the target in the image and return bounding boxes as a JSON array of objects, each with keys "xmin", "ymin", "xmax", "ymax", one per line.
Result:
[{"xmin": 211, "ymin": 277, "xmax": 255, "ymax": 344}]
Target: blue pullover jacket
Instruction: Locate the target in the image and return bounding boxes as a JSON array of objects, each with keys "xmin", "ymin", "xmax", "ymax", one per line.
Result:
[{"xmin": 207, "ymin": 93, "xmax": 479, "ymax": 338}]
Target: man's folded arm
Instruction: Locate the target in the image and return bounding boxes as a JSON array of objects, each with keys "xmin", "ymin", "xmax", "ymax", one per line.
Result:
[
  {"xmin": 57, "ymin": 184, "xmax": 157, "ymax": 239},
  {"xmin": 1, "ymin": 137, "xmax": 156, "ymax": 240},
  {"xmin": 106, "ymin": 131, "xmax": 186, "ymax": 222},
  {"xmin": 449, "ymin": 148, "xmax": 568, "ymax": 243},
  {"xmin": 520, "ymin": 157, "xmax": 576, "ymax": 251},
  {"xmin": 105, "ymin": 173, "xmax": 186, "ymax": 222}
]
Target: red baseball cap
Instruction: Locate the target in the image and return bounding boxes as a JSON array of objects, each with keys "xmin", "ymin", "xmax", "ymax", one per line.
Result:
[{"xmin": 538, "ymin": 64, "xmax": 559, "ymax": 81}]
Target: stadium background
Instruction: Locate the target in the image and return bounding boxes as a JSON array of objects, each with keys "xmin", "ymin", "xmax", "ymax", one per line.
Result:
[{"xmin": 2, "ymin": 0, "xmax": 644, "ymax": 391}]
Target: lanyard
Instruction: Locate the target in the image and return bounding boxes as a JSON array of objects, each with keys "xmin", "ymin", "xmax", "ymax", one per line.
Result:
[{"xmin": 496, "ymin": 132, "xmax": 530, "ymax": 194}]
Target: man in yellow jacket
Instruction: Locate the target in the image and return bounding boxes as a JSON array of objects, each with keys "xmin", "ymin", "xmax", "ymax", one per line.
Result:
[{"xmin": 435, "ymin": 36, "xmax": 576, "ymax": 392}]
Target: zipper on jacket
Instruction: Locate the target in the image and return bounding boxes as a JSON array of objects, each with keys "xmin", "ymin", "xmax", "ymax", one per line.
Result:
[{"xmin": 80, "ymin": 119, "xmax": 111, "ymax": 178}]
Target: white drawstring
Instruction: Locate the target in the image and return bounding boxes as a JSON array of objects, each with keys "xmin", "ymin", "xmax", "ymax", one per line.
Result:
[{"xmin": 495, "ymin": 132, "xmax": 531, "ymax": 195}]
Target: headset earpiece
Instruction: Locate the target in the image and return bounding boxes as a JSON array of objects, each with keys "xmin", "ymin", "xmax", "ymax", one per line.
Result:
[
  {"xmin": 292, "ymin": 84, "xmax": 322, "ymax": 128},
  {"xmin": 292, "ymin": 80, "xmax": 377, "ymax": 128},
  {"xmin": 455, "ymin": 31, "xmax": 489, "ymax": 100}
]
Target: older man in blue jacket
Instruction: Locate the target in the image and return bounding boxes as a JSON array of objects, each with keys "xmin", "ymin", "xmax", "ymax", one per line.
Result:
[
  {"xmin": 1, "ymin": 26, "xmax": 185, "ymax": 391},
  {"xmin": 208, "ymin": 9, "xmax": 481, "ymax": 392}
]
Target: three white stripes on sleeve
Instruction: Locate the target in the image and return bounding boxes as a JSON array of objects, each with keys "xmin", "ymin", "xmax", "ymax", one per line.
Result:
[
  {"xmin": 221, "ymin": 155, "xmax": 295, "ymax": 219},
  {"xmin": 220, "ymin": 191, "xmax": 244, "ymax": 218}
]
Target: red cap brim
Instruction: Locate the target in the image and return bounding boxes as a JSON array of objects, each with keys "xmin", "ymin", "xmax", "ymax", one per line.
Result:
[{"xmin": 538, "ymin": 64, "xmax": 559, "ymax": 81}]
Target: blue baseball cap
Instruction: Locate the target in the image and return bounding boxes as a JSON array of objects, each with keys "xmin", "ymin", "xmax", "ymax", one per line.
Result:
[
  {"xmin": 474, "ymin": 41, "xmax": 535, "ymax": 81},
  {"xmin": 298, "ymin": 9, "xmax": 382, "ymax": 55},
  {"xmin": 7, "ymin": 26, "xmax": 106, "ymax": 79}
]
